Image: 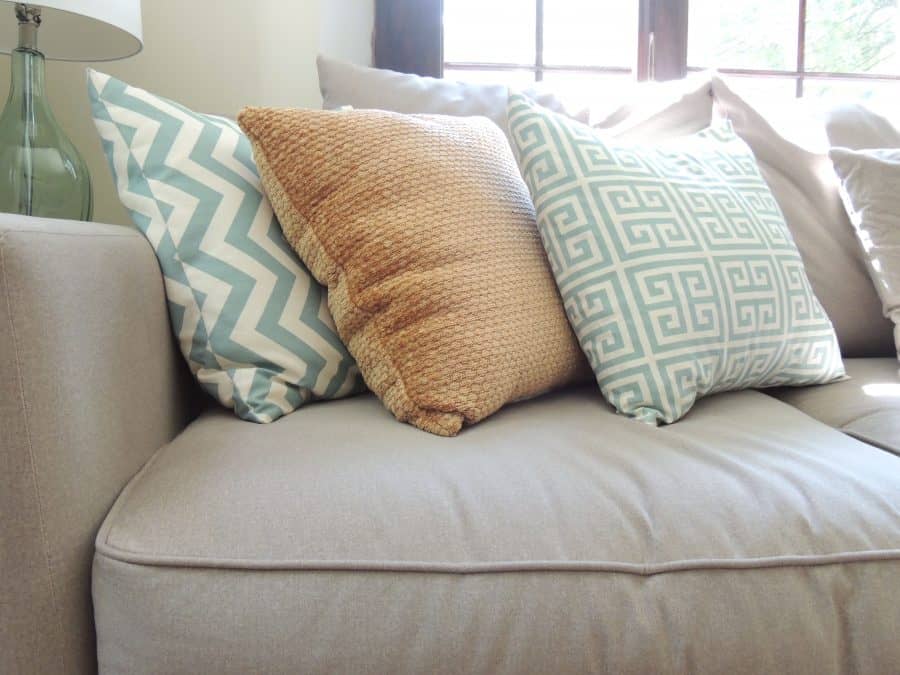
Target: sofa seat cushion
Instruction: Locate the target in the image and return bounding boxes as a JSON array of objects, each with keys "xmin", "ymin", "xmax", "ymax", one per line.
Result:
[
  {"xmin": 769, "ymin": 357, "xmax": 900, "ymax": 454},
  {"xmin": 94, "ymin": 388, "xmax": 900, "ymax": 674}
]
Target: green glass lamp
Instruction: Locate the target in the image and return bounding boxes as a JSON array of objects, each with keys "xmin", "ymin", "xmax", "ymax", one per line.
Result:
[{"xmin": 0, "ymin": 1, "xmax": 142, "ymax": 220}]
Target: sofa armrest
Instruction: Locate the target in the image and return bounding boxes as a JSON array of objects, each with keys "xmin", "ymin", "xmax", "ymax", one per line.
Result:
[{"xmin": 0, "ymin": 214, "xmax": 197, "ymax": 674}]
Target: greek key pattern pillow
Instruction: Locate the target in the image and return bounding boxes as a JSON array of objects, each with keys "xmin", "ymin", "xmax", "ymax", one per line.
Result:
[
  {"xmin": 508, "ymin": 93, "xmax": 845, "ymax": 424},
  {"xmin": 88, "ymin": 71, "xmax": 362, "ymax": 423}
]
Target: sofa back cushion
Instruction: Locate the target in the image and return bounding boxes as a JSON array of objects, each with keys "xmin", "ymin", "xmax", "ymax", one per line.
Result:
[
  {"xmin": 319, "ymin": 56, "xmax": 716, "ymax": 147},
  {"xmin": 824, "ymin": 103, "xmax": 900, "ymax": 361},
  {"xmin": 588, "ymin": 73, "xmax": 714, "ymax": 141},
  {"xmin": 317, "ymin": 55, "xmax": 589, "ymax": 140},
  {"xmin": 711, "ymin": 76, "xmax": 894, "ymax": 357},
  {"xmin": 830, "ymin": 147, "xmax": 900, "ymax": 360}
]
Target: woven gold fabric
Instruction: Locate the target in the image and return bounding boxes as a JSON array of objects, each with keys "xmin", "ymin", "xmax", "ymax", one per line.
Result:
[{"xmin": 238, "ymin": 107, "xmax": 588, "ymax": 436}]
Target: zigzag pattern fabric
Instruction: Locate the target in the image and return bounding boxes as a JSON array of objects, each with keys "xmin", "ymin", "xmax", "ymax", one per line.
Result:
[
  {"xmin": 88, "ymin": 71, "xmax": 362, "ymax": 423},
  {"xmin": 508, "ymin": 93, "xmax": 845, "ymax": 424}
]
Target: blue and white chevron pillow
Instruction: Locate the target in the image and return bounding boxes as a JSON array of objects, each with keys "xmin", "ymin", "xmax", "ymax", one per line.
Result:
[
  {"xmin": 88, "ymin": 71, "xmax": 362, "ymax": 422},
  {"xmin": 508, "ymin": 93, "xmax": 846, "ymax": 424}
]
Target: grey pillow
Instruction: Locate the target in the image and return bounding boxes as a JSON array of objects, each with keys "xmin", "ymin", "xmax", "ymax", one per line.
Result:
[
  {"xmin": 711, "ymin": 76, "xmax": 894, "ymax": 358},
  {"xmin": 316, "ymin": 56, "xmax": 590, "ymax": 139},
  {"xmin": 830, "ymin": 147, "xmax": 900, "ymax": 361}
]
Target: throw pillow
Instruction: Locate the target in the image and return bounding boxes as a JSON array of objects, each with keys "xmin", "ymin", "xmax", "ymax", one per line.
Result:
[
  {"xmin": 508, "ymin": 92, "xmax": 846, "ymax": 424},
  {"xmin": 88, "ymin": 70, "xmax": 362, "ymax": 423},
  {"xmin": 238, "ymin": 106, "xmax": 590, "ymax": 436},
  {"xmin": 829, "ymin": 147, "xmax": 900, "ymax": 361},
  {"xmin": 711, "ymin": 76, "xmax": 894, "ymax": 357}
]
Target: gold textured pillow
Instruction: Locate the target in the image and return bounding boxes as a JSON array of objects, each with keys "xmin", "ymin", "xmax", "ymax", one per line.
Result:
[{"xmin": 238, "ymin": 107, "xmax": 588, "ymax": 436}]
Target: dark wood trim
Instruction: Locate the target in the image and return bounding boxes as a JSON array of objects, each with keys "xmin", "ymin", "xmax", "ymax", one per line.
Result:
[
  {"xmin": 636, "ymin": 0, "xmax": 653, "ymax": 81},
  {"xmin": 637, "ymin": 0, "xmax": 688, "ymax": 81},
  {"xmin": 652, "ymin": 0, "xmax": 689, "ymax": 81},
  {"xmin": 802, "ymin": 71, "xmax": 900, "ymax": 81},
  {"xmin": 535, "ymin": 0, "xmax": 545, "ymax": 81},
  {"xmin": 445, "ymin": 62, "xmax": 633, "ymax": 75},
  {"xmin": 375, "ymin": 0, "xmax": 898, "ymax": 96},
  {"xmin": 685, "ymin": 66, "xmax": 900, "ymax": 82},
  {"xmin": 797, "ymin": 0, "xmax": 808, "ymax": 96},
  {"xmin": 373, "ymin": 0, "xmax": 443, "ymax": 77}
]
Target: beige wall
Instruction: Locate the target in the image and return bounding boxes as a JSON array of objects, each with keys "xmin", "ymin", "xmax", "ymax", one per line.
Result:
[{"xmin": 0, "ymin": 0, "xmax": 373, "ymax": 225}]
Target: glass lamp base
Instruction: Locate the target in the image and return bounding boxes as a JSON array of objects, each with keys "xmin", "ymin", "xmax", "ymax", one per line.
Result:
[
  {"xmin": 0, "ymin": 33, "xmax": 92, "ymax": 221},
  {"xmin": 0, "ymin": 130, "xmax": 93, "ymax": 221}
]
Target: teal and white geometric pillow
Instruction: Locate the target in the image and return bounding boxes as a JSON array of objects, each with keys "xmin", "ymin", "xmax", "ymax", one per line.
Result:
[
  {"xmin": 507, "ymin": 93, "xmax": 845, "ymax": 424},
  {"xmin": 88, "ymin": 71, "xmax": 362, "ymax": 423}
]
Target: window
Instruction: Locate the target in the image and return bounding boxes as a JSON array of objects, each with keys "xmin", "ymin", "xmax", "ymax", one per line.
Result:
[
  {"xmin": 443, "ymin": 0, "xmax": 640, "ymax": 96},
  {"xmin": 688, "ymin": 0, "xmax": 900, "ymax": 99},
  {"xmin": 374, "ymin": 0, "xmax": 900, "ymax": 100}
]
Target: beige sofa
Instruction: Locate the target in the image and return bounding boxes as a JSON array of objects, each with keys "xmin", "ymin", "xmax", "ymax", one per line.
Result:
[{"xmin": 2, "ymin": 212, "xmax": 900, "ymax": 674}]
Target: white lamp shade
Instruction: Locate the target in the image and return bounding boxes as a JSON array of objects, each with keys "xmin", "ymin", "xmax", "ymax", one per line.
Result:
[{"xmin": 0, "ymin": 0, "xmax": 142, "ymax": 61}]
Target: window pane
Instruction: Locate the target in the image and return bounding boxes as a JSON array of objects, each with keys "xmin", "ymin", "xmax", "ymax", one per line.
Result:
[
  {"xmin": 688, "ymin": 0, "xmax": 799, "ymax": 70},
  {"xmin": 718, "ymin": 76, "xmax": 799, "ymax": 100},
  {"xmin": 443, "ymin": 0, "xmax": 536, "ymax": 65},
  {"xmin": 540, "ymin": 71, "xmax": 635, "ymax": 108},
  {"xmin": 543, "ymin": 0, "xmax": 638, "ymax": 68},
  {"xmin": 443, "ymin": 68, "xmax": 537, "ymax": 89},
  {"xmin": 805, "ymin": 0, "xmax": 899, "ymax": 74},
  {"xmin": 803, "ymin": 77, "xmax": 900, "ymax": 101}
]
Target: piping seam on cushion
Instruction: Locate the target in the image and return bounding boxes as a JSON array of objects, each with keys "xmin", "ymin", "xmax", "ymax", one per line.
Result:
[{"xmin": 93, "ymin": 545, "xmax": 900, "ymax": 576}]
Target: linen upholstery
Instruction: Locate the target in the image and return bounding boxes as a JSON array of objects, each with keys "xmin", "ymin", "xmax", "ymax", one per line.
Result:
[
  {"xmin": 239, "ymin": 106, "xmax": 588, "ymax": 435},
  {"xmin": 94, "ymin": 388, "xmax": 900, "ymax": 674},
  {"xmin": 88, "ymin": 70, "xmax": 362, "ymax": 423},
  {"xmin": 0, "ymin": 214, "xmax": 196, "ymax": 675},
  {"xmin": 769, "ymin": 357, "xmax": 900, "ymax": 454},
  {"xmin": 711, "ymin": 76, "xmax": 894, "ymax": 357},
  {"xmin": 509, "ymin": 94, "xmax": 845, "ymax": 424}
]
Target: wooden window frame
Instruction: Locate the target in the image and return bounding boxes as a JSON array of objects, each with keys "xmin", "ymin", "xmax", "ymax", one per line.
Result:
[
  {"xmin": 373, "ymin": 0, "xmax": 687, "ymax": 81},
  {"xmin": 374, "ymin": 0, "xmax": 900, "ymax": 92},
  {"xmin": 374, "ymin": 0, "xmax": 444, "ymax": 78}
]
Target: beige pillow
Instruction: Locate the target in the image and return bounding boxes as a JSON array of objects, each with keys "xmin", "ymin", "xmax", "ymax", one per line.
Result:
[
  {"xmin": 711, "ymin": 76, "xmax": 894, "ymax": 357},
  {"xmin": 238, "ymin": 107, "xmax": 590, "ymax": 436}
]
